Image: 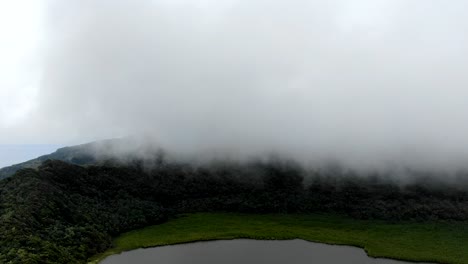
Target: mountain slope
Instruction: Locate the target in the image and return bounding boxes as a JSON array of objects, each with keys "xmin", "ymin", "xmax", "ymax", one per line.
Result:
[
  {"xmin": 0, "ymin": 160, "xmax": 167, "ymax": 263},
  {"xmin": 0, "ymin": 145, "xmax": 94, "ymax": 179},
  {"xmin": 2, "ymin": 156, "xmax": 468, "ymax": 263},
  {"xmin": 0, "ymin": 138, "xmax": 155, "ymax": 179}
]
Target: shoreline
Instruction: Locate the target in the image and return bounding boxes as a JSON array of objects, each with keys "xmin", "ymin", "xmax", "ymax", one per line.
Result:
[
  {"xmin": 94, "ymin": 238, "xmax": 434, "ymax": 264},
  {"xmin": 89, "ymin": 213, "xmax": 466, "ymax": 264}
]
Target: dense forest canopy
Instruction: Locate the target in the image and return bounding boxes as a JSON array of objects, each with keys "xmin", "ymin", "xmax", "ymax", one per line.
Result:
[{"xmin": 2, "ymin": 157, "xmax": 468, "ymax": 263}]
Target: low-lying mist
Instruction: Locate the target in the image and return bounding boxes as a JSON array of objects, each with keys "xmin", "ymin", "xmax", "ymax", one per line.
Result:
[
  {"xmin": 4, "ymin": 0, "xmax": 468, "ymax": 174},
  {"xmin": 55, "ymin": 137, "xmax": 466, "ymax": 189}
]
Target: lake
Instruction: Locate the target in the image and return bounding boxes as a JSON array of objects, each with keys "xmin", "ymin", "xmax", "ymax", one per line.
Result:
[{"xmin": 101, "ymin": 239, "xmax": 429, "ymax": 264}]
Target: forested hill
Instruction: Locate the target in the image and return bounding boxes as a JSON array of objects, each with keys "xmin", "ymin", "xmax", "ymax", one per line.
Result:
[
  {"xmin": 1, "ymin": 159, "xmax": 468, "ymax": 263},
  {"xmin": 0, "ymin": 161, "xmax": 166, "ymax": 263},
  {"xmin": 0, "ymin": 144, "xmax": 96, "ymax": 180},
  {"xmin": 0, "ymin": 138, "xmax": 141, "ymax": 180}
]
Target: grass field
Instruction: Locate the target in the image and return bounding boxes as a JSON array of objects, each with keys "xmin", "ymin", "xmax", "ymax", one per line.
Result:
[{"xmin": 90, "ymin": 213, "xmax": 468, "ymax": 264}]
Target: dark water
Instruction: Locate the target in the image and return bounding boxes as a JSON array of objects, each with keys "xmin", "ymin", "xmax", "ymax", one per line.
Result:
[{"xmin": 101, "ymin": 239, "xmax": 429, "ymax": 264}]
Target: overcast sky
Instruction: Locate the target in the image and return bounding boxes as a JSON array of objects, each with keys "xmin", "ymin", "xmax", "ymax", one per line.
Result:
[{"xmin": 1, "ymin": 0, "xmax": 468, "ymax": 170}]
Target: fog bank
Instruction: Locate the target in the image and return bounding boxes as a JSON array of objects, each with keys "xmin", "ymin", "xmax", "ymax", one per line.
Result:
[{"xmin": 3, "ymin": 0, "xmax": 468, "ymax": 171}]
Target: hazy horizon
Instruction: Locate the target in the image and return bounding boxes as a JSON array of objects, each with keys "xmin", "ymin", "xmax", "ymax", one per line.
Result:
[{"xmin": 0, "ymin": 144, "xmax": 62, "ymax": 168}]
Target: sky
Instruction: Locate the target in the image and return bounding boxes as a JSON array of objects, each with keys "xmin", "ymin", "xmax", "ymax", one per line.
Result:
[
  {"xmin": 0, "ymin": 144, "xmax": 62, "ymax": 168},
  {"xmin": 1, "ymin": 0, "xmax": 468, "ymax": 170}
]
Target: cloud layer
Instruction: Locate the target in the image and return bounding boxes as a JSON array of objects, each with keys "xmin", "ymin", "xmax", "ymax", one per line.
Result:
[{"xmin": 3, "ymin": 0, "xmax": 468, "ymax": 170}]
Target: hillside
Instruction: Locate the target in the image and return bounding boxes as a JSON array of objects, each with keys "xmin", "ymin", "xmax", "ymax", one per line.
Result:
[
  {"xmin": 0, "ymin": 138, "xmax": 159, "ymax": 180},
  {"xmin": 0, "ymin": 161, "xmax": 167, "ymax": 263},
  {"xmin": 2, "ymin": 157, "xmax": 468, "ymax": 263},
  {"xmin": 0, "ymin": 144, "xmax": 96, "ymax": 180}
]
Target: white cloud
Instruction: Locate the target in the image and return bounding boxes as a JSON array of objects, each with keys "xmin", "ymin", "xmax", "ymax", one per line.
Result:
[
  {"xmin": 2, "ymin": 0, "xmax": 468, "ymax": 170},
  {"xmin": 0, "ymin": 0, "xmax": 44, "ymax": 127}
]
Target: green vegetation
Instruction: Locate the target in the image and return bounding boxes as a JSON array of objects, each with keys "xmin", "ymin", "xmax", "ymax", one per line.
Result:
[
  {"xmin": 2, "ymin": 156, "xmax": 468, "ymax": 263},
  {"xmin": 92, "ymin": 213, "xmax": 468, "ymax": 264},
  {"xmin": 0, "ymin": 142, "xmax": 98, "ymax": 180},
  {"xmin": 0, "ymin": 161, "xmax": 166, "ymax": 264},
  {"xmin": 0, "ymin": 139, "xmax": 123, "ymax": 179}
]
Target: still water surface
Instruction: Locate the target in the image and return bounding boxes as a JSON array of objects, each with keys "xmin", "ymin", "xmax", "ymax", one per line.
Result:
[{"xmin": 101, "ymin": 239, "xmax": 430, "ymax": 264}]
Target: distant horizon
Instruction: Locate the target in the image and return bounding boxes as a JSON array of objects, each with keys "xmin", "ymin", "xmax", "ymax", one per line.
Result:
[{"xmin": 0, "ymin": 144, "xmax": 63, "ymax": 168}]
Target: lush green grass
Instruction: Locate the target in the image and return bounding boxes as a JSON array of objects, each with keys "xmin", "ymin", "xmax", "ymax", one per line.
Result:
[{"xmin": 90, "ymin": 213, "xmax": 468, "ymax": 264}]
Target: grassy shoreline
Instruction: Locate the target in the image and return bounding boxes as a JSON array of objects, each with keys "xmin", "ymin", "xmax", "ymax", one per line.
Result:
[{"xmin": 89, "ymin": 213, "xmax": 468, "ymax": 264}]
